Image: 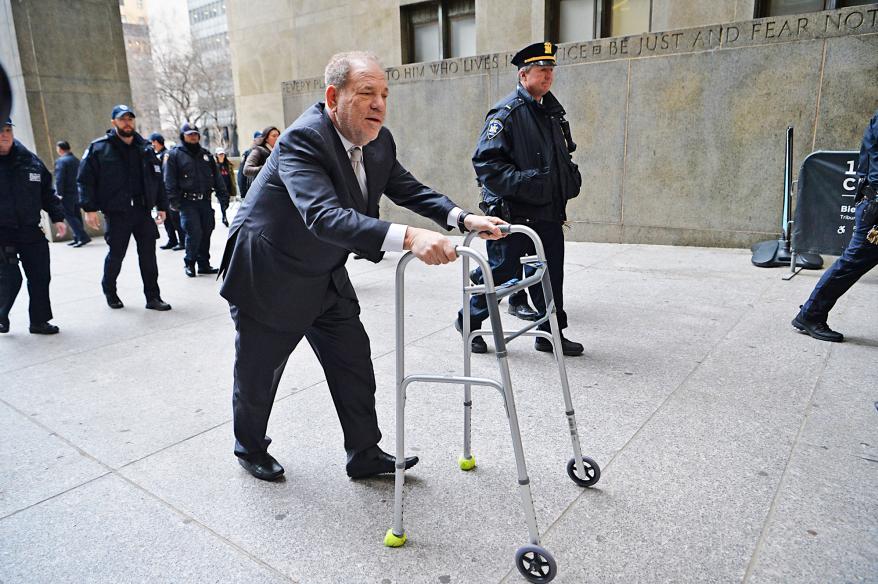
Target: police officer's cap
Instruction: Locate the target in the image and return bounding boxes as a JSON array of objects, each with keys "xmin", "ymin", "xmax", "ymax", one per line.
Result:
[
  {"xmin": 111, "ymin": 104, "xmax": 136, "ymax": 119},
  {"xmin": 180, "ymin": 122, "xmax": 200, "ymax": 135},
  {"xmin": 3, "ymin": 117, "xmax": 12, "ymax": 127},
  {"xmin": 511, "ymin": 42, "xmax": 557, "ymax": 69},
  {"xmin": 148, "ymin": 132, "xmax": 164, "ymax": 144},
  {"xmin": 252, "ymin": 130, "xmax": 262, "ymax": 138}
]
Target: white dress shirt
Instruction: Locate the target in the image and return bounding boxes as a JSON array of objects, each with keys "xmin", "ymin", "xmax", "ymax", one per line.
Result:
[{"xmin": 334, "ymin": 127, "xmax": 463, "ymax": 252}]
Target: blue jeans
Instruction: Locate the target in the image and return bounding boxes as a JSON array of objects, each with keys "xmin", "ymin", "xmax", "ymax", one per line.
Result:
[{"xmin": 801, "ymin": 197, "xmax": 878, "ymax": 322}]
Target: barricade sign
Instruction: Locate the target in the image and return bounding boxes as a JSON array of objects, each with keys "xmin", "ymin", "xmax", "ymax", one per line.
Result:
[{"xmin": 792, "ymin": 151, "xmax": 860, "ymax": 256}]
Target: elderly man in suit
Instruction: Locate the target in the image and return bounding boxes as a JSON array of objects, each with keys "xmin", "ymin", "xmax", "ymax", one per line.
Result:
[{"xmin": 220, "ymin": 51, "xmax": 505, "ymax": 481}]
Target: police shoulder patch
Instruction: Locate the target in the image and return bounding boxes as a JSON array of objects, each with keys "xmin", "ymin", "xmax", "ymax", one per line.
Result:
[{"xmin": 486, "ymin": 118, "xmax": 504, "ymax": 140}]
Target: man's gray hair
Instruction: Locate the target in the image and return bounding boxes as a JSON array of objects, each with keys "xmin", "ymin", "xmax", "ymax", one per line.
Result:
[{"xmin": 324, "ymin": 51, "xmax": 383, "ymax": 89}]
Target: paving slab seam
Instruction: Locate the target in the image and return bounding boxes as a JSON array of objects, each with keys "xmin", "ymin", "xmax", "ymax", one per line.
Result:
[
  {"xmin": 112, "ymin": 470, "xmax": 300, "ymax": 584},
  {"xmin": 498, "ymin": 278, "xmax": 774, "ymax": 584},
  {"xmin": 0, "ymin": 310, "xmax": 233, "ymax": 376},
  {"xmin": 740, "ymin": 342, "xmax": 834, "ymax": 583},
  {"xmin": 0, "ymin": 394, "xmax": 299, "ymax": 582}
]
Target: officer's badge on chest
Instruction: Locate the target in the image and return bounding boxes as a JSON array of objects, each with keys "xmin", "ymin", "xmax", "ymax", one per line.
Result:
[{"xmin": 486, "ymin": 119, "xmax": 503, "ymax": 140}]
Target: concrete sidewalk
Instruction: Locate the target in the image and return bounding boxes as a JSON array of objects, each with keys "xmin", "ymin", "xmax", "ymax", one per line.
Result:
[{"xmin": 1, "ymin": 225, "xmax": 876, "ymax": 584}]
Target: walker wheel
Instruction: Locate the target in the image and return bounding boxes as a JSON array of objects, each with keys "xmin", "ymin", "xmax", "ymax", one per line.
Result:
[
  {"xmin": 458, "ymin": 455, "xmax": 477, "ymax": 471},
  {"xmin": 383, "ymin": 528, "xmax": 407, "ymax": 548},
  {"xmin": 514, "ymin": 544, "xmax": 556, "ymax": 583},
  {"xmin": 566, "ymin": 456, "xmax": 601, "ymax": 487}
]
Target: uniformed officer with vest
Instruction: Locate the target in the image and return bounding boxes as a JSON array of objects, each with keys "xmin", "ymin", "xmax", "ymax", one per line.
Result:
[
  {"xmin": 456, "ymin": 41, "xmax": 584, "ymax": 356},
  {"xmin": 0, "ymin": 118, "xmax": 67, "ymax": 334},
  {"xmin": 164, "ymin": 122, "xmax": 227, "ymax": 277},
  {"xmin": 792, "ymin": 108, "xmax": 878, "ymax": 342},
  {"xmin": 78, "ymin": 105, "xmax": 172, "ymax": 311}
]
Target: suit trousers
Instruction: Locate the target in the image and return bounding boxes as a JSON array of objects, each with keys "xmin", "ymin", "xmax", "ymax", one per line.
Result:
[
  {"xmin": 460, "ymin": 221, "xmax": 568, "ymax": 330},
  {"xmin": 61, "ymin": 197, "xmax": 89, "ymax": 243},
  {"xmin": 102, "ymin": 205, "xmax": 161, "ymax": 299},
  {"xmin": 179, "ymin": 201, "xmax": 214, "ymax": 265},
  {"xmin": 230, "ymin": 283, "xmax": 381, "ymax": 460},
  {"xmin": 0, "ymin": 240, "xmax": 52, "ymax": 323},
  {"xmin": 801, "ymin": 197, "xmax": 878, "ymax": 322}
]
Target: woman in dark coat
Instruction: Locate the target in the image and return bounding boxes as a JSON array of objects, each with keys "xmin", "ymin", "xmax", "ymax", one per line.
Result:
[
  {"xmin": 242, "ymin": 125, "xmax": 280, "ymax": 184},
  {"xmin": 214, "ymin": 147, "xmax": 236, "ymax": 226}
]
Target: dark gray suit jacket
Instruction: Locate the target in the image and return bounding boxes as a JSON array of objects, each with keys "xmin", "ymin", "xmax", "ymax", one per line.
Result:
[{"xmin": 219, "ymin": 102, "xmax": 456, "ymax": 331}]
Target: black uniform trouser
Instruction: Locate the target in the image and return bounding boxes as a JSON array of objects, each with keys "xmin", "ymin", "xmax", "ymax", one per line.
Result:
[
  {"xmin": 461, "ymin": 221, "xmax": 568, "ymax": 330},
  {"xmin": 163, "ymin": 209, "xmax": 183, "ymax": 245},
  {"xmin": 61, "ymin": 197, "xmax": 89, "ymax": 243},
  {"xmin": 230, "ymin": 284, "xmax": 380, "ymax": 460},
  {"xmin": 801, "ymin": 197, "xmax": 878, "ymax": 322},
  {"xmin": 179, "ymin": 200, "xmax": 214, "ymax": 265},
  {"xmin": 102, "ymin": 205, "xmax": 161, "ymax": 299},
  {"xmin": 0, "ymin": 240, "xmax": 52, "ymax": 324}
]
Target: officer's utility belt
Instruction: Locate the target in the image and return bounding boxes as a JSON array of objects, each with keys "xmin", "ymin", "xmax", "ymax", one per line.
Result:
[{"xmin": 182, "ymin": 192, "xmax": 209, "ymax": 201}]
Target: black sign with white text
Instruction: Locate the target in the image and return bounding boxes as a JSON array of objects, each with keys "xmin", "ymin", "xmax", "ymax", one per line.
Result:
[{"xmin": 792, "ymin": 151, "xmax": 860, "ymax": 256}]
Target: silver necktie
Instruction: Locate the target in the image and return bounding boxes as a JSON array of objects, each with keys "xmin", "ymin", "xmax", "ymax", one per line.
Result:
[{"xmin": 349, "ymin": 146, "xmax": 367, "ymax": 201}]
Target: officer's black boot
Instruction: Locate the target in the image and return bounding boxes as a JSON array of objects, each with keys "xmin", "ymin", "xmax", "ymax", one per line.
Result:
[
  {"xmin": 197, "ymin": 263, "xmax": 219, "ymax": 275},
  {"xmin": 184, "ymin": 261, "xmax": 196, "ymax": 278}
]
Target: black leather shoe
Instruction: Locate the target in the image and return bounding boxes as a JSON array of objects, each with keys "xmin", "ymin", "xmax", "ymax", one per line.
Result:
[
  {"xmin": 791, "ymin": 313, "xmax": 843, "ymax": 342},
  {"xmin": 0, "ymin": 317, "xmax": 9, "ymax": 333},
  {"xmin": 184, "ymin": 264, "xmax": 196, "ymax": 278},
  {"xmin": 105, "ymin": 293, "xmax": 124, "ymax": 309},
  {"xmin": 238, "ymin": 453, "xmax": 284, "ymax": 481},
  {"xmin": 145, "ymin": 298, "xmax": 172, "ymax": 311},
  {"xmin": 454, "ymin": 316, "xmax": 487, "ymax": 353},
  {"xmin": 160, "ymin": 241, "xmax": 177, "ymax": 250},
  {"xmin": 346, "ymin": 446, "xmax": 418, "ymax": 479},
  {"xmin": 73, "ymin": 239, "xmax": 90, "ymax": 248},
  {"xmin": 66, "ymin": 240, "xmax": 78, "ymax": 246},
  {"xmin": 197, "ymin": 264, "xmax": 219, "ymax": 275},
  {"xmin": 508, "ymin": 301, "xmax": 540, "ymax": 321},
  {"xmin": 29, "ymin": 322, "xmax": 59, "ymax": 335},
  {"xmin": 172, "ymin": 244, "xmax": 185, "ymax": 251},
  {"xmin": 535, "ymin": 335, "xmax": 584, "ymax": 357}
]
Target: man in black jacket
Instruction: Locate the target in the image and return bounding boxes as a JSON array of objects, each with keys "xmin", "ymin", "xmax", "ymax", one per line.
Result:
[
  {"xmin": 149, "ymin": 132, "xmax": 184, "ymax": 251},
  {"xmin": 54, "ymin": 140, "xmax": 90, "ymax": 247},
  {"xmin": 457, "ymin": 42, "xmax": 584, "ymax": 356},
  {"xmin": 77, "ymin": 105, "xmax": 171, "ymax": 311},
  {"xmin": 236, "ymin": 130, "xmax": 261, "ymax": 200},
  {"xmin": 0, "ymin": 118, "xmax": 67, "ymax": 334},
  {"xmin": 164, "ymin": 122, "xmax": 227, "ymax": 277}
]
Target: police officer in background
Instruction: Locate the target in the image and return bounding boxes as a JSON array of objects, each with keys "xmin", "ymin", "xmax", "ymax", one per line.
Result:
[
  {"xmin": 54, "ymin": 140, "xmax": 90, "ymax": 247},
  {"xmin": 0, "ymin": 118, "xmax": 67, "ymax": 334},
  {"xmin": 164, "ymin": 122, "xmax": 227, "ymax": 277},
  {"xmin": 456, "ymin": 42, "xmax": 584, "ymax": 356},
  {"xmin": 149, "ymin": 132, "xmax": 184, "ymax": 251},
  {"xmin": 77, "ymin": 105, "xmax": 172, "ymax": 311},
  {"xmin": 792, "ymin": 108, "xmax": 878, "ymax": 342}
]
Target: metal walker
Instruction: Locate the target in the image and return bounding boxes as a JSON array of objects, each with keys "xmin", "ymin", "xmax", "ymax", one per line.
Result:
[{"xmin": 384, "ymin": 225, "xmax": 600, "ymax": 584}]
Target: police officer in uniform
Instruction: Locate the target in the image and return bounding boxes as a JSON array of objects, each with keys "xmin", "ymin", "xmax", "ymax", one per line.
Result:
[
  {"xmin": 0, "ymin": 118, "xmax": 67, "ymax": 334},
  {"xmin": 164, "ymin": 122, "xmax": 227, "ymax": 277},
  {"xmin": 456, "ymin": 42, "xmax": 584, "ymax": 356},
  {"xmin": 792, "ymin": 109, "xmax": 878, "ymax": 342},
  {"xmin": 149, "ymin": 132, "xmax": 184, "ymax": 251},
  {"xmin": 77, "ymin": 105, "xmax": 172, "ymax": 311}
]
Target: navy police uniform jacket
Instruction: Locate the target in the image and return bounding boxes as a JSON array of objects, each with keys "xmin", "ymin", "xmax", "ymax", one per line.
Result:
[
  {"xmin": 219, "ymin": 102, "xmax": 455, "ymax": 331},
  {"xmin": 164, "ymin": 143, "xmax": 228, "ymax": 209},
  {"xmin": 77, "ymin": 131, "xmax": 167, "ymax": 213},
  {"xmin": 857, "ymin": 109, "xmax": 878, "ymax": 185},
  {"xmin": 0, "ymin": 140, "xmax": 64, "ymax": 243},
  {"xmin": 474, "ymin": 84, "xmax": 581, "ymax": 223}
]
